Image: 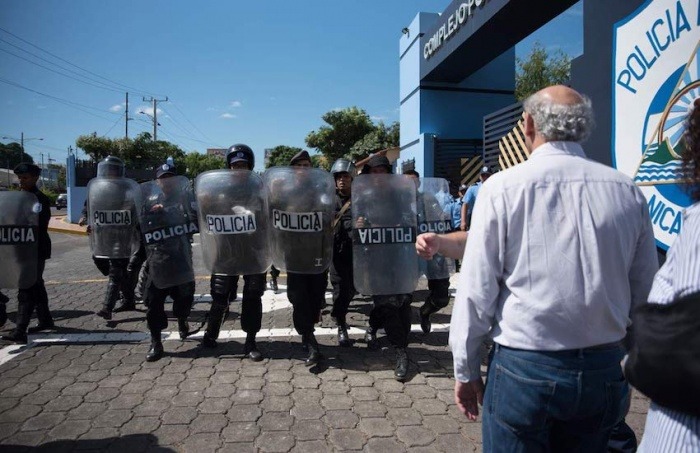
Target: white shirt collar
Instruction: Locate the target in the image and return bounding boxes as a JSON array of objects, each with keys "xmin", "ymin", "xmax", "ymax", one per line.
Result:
[{"xmin": 530, "ymin": 141, "xmax": 586, "ymax": 159}]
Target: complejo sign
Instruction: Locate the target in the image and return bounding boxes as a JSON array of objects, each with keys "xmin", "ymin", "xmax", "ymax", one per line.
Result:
[
  {"xmin": 423, "ymin": 0, "xmax": 491, "ymax": 60},
  {"xmin": 612, "ymin": 0, "xmax": 700, "ymax": 250}
]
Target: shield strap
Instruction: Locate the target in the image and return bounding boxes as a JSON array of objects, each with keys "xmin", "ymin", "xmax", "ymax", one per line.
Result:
[{"xmin": 332, "ymin": 200, "xmax": 351, "ymax": 231}]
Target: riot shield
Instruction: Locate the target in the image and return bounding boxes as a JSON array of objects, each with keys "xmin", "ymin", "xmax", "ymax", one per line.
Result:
[
  {"xmin": 87, "ymin": 177, "xmax": 141, "ymax": 259},
  {"xmin": 352, "ymin": 174, "xmax": 419, "ymax": 295},
  {"xmin": 416, "ymin": 177, "xmax": 455, "ymax": 280},
  {"xmin": 195, "ymin": 169, "xmax": 271, "ymax": 275},
  {"xmin": 0, "ymin": 191, "xmax": 40, "ymax": 289},
  {"xmin": 263, "ymin": 167, "xmax": 335, "ymax": 273},
  {"xmin": 139, "ymin": 176, "xmax": 197, "ymax": 289}
]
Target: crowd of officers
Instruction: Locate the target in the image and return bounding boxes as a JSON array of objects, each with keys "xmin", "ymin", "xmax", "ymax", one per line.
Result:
[{"xmin": 0, "ymin": 145, "xmax": 457, "ymax": 382}]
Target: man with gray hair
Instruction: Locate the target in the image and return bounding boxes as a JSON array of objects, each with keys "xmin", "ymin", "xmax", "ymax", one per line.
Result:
[{"xmin": 449, "ymin": 85, "xmax": 658, "ymax": 450}]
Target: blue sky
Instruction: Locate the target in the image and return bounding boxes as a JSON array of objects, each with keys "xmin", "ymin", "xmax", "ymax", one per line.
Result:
[{"xmin": 0, "ymin": 0, "xmax": 582, "ymax": 170}]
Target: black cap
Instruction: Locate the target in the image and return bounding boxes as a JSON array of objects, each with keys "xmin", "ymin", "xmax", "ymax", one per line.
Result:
[
  {"xmin": 362, "ymin": 154, "xmax": 392, "ymax": 173},
  {"xmin": 290, "ymin": 150, "xmax": 311, "ymax": 166},
  {"xmin": 481, "ymin": 165, "xmax": 494, "ymax": 175},
  {"xmin": 13, "ymin": 162, "xmax": 41, "ymax": 176},
  {"xmin": 459, "ymin": 184, "xmax": 468, "ymax": 192},
  {"xmin": 155, "ymin": 163, "xmax": 176, "ymax": 179}
]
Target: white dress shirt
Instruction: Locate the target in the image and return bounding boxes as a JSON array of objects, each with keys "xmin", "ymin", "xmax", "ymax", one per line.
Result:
[{"xmin": 449, "ymin": 141, "xmax": 659, "ymax": 382}]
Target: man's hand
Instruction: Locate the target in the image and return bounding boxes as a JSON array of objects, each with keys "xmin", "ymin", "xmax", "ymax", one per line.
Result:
[
  {"xmin": 416, "ymin": 233, "xmax": 440, "ymax": 260},
  {"xmin": 78, "ymin": 217, "xmax": 87, "ymax": 227},
  {"xmin": 86, "ymin": 225, "xmax": 92, "ymax": 235},
  {"xmin": 459, "ymin": 221, "xmax": 467, "ymax": 232},
  {"xmin": 455, "ymin": 378, "xmax": 485, "ymax": 421},
  {"xmin": 356, "ymin": 216, "xmax": 366, "ymax": 228}
]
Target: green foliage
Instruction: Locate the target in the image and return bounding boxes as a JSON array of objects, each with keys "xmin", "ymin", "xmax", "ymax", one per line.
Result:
[
  {"xmin": 40, "ymin": 187, "xmax": 60, "ymax": 204},
  {"xmin": 348, "ymin": 121, "xmax": 400, "ymax": 162},
  {"xmin": 305, "ymin": 107, "xmax": 376, "ymax": 164},
  {"xmin": 515, "ymin": 42, "xmax": 571, "ymax": 101},
  {"xmin": 75, "ymin": 132, "xmax": 186, "ymax": 171},
  {"xmin": 265, "ymin": 146, "xmax": 305, "ymax": 168},
  {"xmin": 182, "ymin": 152, "xmax": 225, "ymax": 179},
  {"xmin": 0, "ymin": 142, "xmax": 35, "ymax": 168}
]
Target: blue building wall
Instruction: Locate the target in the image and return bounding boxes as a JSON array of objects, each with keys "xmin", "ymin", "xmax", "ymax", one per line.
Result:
[
  {"xmin": 399, "ymin": 11, "xmax": 515, "ymax": 177},
  {"xmin": 66, "ymin": 154, "xmax": 86, "ymax": 223}
]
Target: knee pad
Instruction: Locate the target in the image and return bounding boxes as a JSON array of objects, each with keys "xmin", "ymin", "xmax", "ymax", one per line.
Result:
[{"xmin": 210, "ymin": 274, "xmax": 234, "ymax": 296}]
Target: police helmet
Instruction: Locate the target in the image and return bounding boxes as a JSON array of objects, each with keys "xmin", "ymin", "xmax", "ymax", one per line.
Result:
[
  {"xmin": 97, "ymin": 155, "xmax": 125, "ymax": 178},
  {"xmin": 226, "ymin": 144, "xmax": 255, "ymax": 170},
  {"xmin": 330, "ymin": 158, "xmax": 356, "ymax": 177}
]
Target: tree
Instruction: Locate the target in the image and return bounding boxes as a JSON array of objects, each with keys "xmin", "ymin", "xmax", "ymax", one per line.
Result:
[
  {"xmin": 265, "ymin": 146, "xmax": 305, "ymax": 168},
  {"xmin": 515, "ymin": 42, "xmax": 571, "ymax": 101},
  {"xmin": 348, "ymin": 121, "xmax": 400, "ymax": 162},
  {"xmin": 0, "ymin": 142, "xmax": 34, "ymax": 168},
  {"xmin": 305, "ymin": 107, "xmax": 375, "ymax": 164},
  {"xmin": 182, "ymin": 152, "xmax": 225, "ymax": 179},
  {"xmin": 75, "ymin": 132, "xmax": 186, "ymax": 171}
]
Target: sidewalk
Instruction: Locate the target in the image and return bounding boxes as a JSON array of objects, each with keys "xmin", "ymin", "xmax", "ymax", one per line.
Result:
[{"xmin": 48, "ymin": 216, "xmax": 87, "ymax": 236}]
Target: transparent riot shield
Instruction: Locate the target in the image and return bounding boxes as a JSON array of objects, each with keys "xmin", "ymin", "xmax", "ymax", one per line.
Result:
[
  {"xmin": 140, "ymin": 176, "xmax": 197, "ymax": 289},
  {"xmin": 195, "ymin": 169, "xmax": 271, "ymax": 275},
  {"xmin": 263, "ymin": 167, "xmax": 335, "ymax": 273},
  {"xmin": 88, "ymin": 177, "xmax": 141, "ymax": 259},
  {"xmin": 416, "ymin": 177, "xmax": 455, "ymax": 280},
  {"xmin": 352, "ymin": 174, "xmax": 419, "ymax": 295},
  {"xmin": 0, "ymin": 191, "xmax": 40, "ymax": 289}
]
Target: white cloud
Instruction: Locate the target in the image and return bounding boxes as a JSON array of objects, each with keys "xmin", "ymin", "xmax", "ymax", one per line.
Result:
[
  {"xmin": 371, "ymin": 115, "xmax": 387, "ymax": 121},
  {"xmin": 220, "ymin": 113, "xmax": 237, "ymax": 119},
  {"xmin": 109, "ymin": 104, "xmax": 123, "ymax": 112},
  {"xmin": 137, "ymin": 106, "xmax": 163, "ymax": 116},
  {"xmin": 206, "ymin": 106, "xmax": 218, "ymax": 111},
  {"xmin": 230, "ymin": 100, "xmax": 242, "ymax": 108}
]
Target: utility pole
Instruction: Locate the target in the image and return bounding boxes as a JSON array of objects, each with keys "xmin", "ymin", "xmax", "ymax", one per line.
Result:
[
  {"xmin": 125, "ymin": 92, "xmax": 129, "ymax": 139},
  {"xmin": 142, "ymin": 96, "xmax": 168, "ymax": 141}
]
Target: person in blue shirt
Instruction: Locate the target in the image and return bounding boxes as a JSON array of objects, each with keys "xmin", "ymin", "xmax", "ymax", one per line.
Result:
[{"xmin": 459, "ymin": 166, "xmax": 493, "ymax": 231}]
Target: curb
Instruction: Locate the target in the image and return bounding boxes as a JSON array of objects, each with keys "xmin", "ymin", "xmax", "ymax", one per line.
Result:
[{"xmin": 48, "ymin": 217, "xmax": 88, "ymax": 236}]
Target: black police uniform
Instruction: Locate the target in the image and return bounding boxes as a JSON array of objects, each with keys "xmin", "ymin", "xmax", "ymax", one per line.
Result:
[
  {"xmin": 283, "ymin": 152, "xmax": 329, "ymax": 365},
  {"xmin": 2, "ymin": 170, "xmax": 53, "ymax": 343},
  {"xmin": 416, "ymin": 191, "xmax": 451, "ymax": 333},
  {"xmin": 201, "ymin": 144, "xmax": 265, "ymax": 361},
  {"xmin": 329, "ymin": 189, "xmax": 355, "ymax": 330},
  {"xmin": 142, "ymin": 170, "xmax": 196, "ymax": 361}
]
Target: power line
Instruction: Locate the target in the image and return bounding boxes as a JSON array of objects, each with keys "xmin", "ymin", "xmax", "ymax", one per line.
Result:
[
  {"xmin": 0, "ymin": 76, "xmax": 120, "ymax": 121},
  {"xmin": 169, "ymin": 101, "xmax": 220, "ymax": 146},
  {"xmin": 101, "ymin": 115, "xmax": 123, "ymax": 137},
  {"xmin": 0, "ymin": 26, "xmax": 165, "ymax": 98},
  {"xmin": 0, "ymin": 40, "xmax": 125, "ymax": 94}
]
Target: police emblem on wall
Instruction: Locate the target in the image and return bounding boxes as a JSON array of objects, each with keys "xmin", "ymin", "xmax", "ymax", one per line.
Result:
[{"xmin": 612, "ymin": 0, "xmax": 699, "ymax": 250}]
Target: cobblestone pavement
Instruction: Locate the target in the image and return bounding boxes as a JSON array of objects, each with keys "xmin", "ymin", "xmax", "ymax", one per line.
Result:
[{"xmin": 0, "ymin": 232, "xmax": 650, "ymax": 452}]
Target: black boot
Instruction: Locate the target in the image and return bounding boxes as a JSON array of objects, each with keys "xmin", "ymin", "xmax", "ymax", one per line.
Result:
[
  {"xmin": 304, "ymin": 333, "xmax": 321, "ymax": 367},
  {"xmin": 27, "ymin": 320, "xmax": 55, "ymax": 334},
  {"xmin": 97, "ymin": 282, "xmax": 120, "ymax": 320},
  {"xmin": 337, "ymin": 319, "xmax": 350, "ymax": 347},
  {"xmin": 177, "ymin": 318, "xmax": 190, "ymax": 340},
  {"xmin": 394, "ymin": 347, "xmax": 408, "ymax": 381},
  {"xmin": 32, "ymin": 298, "xmax": 54, "ymax": 333},
  {"xmin": 243, "ymin": 333, "xmax": 263, "ymax": 362},
  {"xmin": 1, "ymin": 329, "xmax": 28, "ymax": 345},
  {"xmin": 113, "ymin": 299, "xmax": 136, "ymax": 313},
  {"xmin": 269, "ymin": 277, "xmax": 278, "ymax": 293},
  {"xmin": 0, "ymin": 299, "xmax": 7, "ymax": 329},
  {"xmin": 146, "ymin": 337, "xmax": 164, "ymax": 362},
  {"xmin": 365, "ymin": 327, "xmax": 379, "ymax": 350},
  {"xmin": 201, "ymin": 302, "xmax": 227, "ymax": 348}
]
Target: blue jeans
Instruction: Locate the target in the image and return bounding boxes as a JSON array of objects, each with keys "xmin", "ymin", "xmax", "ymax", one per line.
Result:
[{"xmin": 483, "ymin": 343, "xmax": 629, "ymax": 452}]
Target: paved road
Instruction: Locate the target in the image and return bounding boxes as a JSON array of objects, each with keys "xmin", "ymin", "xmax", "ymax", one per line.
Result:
[{"xmin": 0, "ymin": 232, "xmax": 650, "ymax": 452}]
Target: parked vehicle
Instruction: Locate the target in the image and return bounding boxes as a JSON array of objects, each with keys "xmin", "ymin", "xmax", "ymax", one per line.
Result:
[{"xmin": 55, "ymin": 193, "xmax": 68, "ymax": 209}]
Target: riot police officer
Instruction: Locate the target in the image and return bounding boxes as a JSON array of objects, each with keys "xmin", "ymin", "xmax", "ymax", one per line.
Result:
[
  {"xmin": 330, "ymin": 158, "xmax": 356, "ymax": 347},
  {"xmin": 354, "ymin": 155, "xmax": 417, "ymax": 381},
  {"xmin": 276, "ymin": 150, "xmax": 330, "ymax": 366},
  {"xmin": 90, "ymin": 156, "xmax": 140, "ymax": 321},
  {"xmin": 140, "ymin": 164, "xmax": 197, "ymax": 362},
  {"xmin": 201, "ymin": 144, "xmax": 265, "ymax": 361},
  {"xmin": 1, "ymin": 163, "xmax": 54, "ymax": 344},
  {"xmin": 404, "ymin": 170, "xmax": 451, "ymax": 334}
]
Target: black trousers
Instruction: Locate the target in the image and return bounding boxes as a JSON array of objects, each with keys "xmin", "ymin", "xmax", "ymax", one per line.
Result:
[
  {"xmin": 269, "ymin": 266, "xmax": 280, "ymax": 279},
  {"xmin": 287, "ymin": 272, "xmax": 327, "ymax": 335},
  {"xmin": 370, "ymin": 294, "xmax": 412, "ymax": 349},
  {"xmin": 329, "ymin": 257, "xmax": 354, "ymax": 321},
  {"xmin": 420, "ymin": 278, "xmax": 450, "ymax": 317},
  {"xmin": 206, "ymin": 273, "xmax": 265, "ymax": 339},
  {"xmin": 16, "ymin": 259, "xmax": 51, "ymax": 332},
  {"xmin": 102, "ymin": 258, "xmax": 132, "ymax": 311},
  {"xmin": 145, "ymin": 280, "xmax": 194, "ymax": 336}
]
